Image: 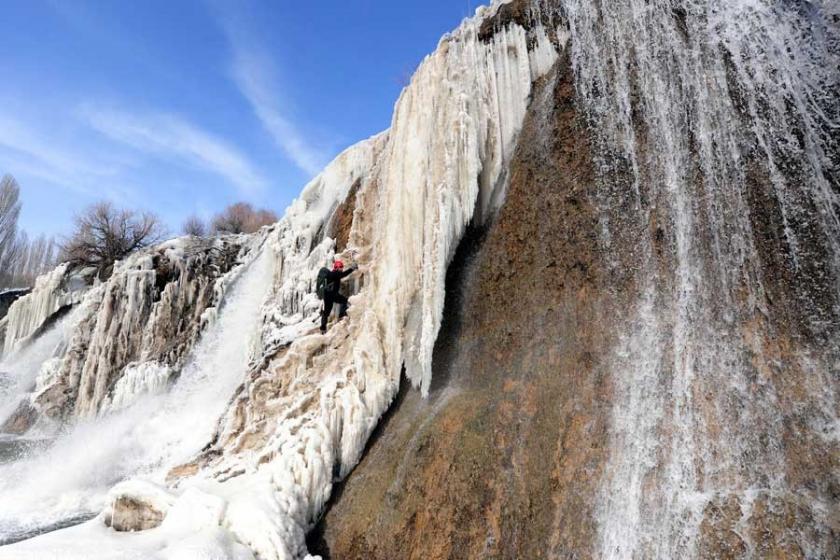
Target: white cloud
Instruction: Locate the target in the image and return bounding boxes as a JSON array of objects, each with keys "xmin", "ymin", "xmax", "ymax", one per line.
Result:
[
  {"xmin": 0, "ymin": 114, "xmax": 124, "ymax": 196},
  {"xmin": 83, "ymin": 108, "xmax": 268, "ymax": 196},
  {"xmin": 230, "ymin": 50, "xmax": 327, "ymax": 177},
  {"xmin": 215, "ymin": 10, "xmax": 328, "ymax": 177}
]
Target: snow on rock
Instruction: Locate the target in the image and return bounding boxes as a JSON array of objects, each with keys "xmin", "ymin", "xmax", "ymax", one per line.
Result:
[
  {"xmin": 5, "ymin": 483, "xmax": 254, "ymax": 560},
  {"xmin": 103, "ymin": 480, "xmax": 176, "ymax": 532}
]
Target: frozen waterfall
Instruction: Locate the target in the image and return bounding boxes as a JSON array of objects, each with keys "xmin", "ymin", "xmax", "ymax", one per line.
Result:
[
  {"xmin": 0, "ymin": 243, "xmax": 273, "ymax": 554},
  {"xmin": 561, "ymin": 1, "xmax": 840, "ymax": 558},
  {"xmin": 0, "ymin": 0, "xmax": 836, "ymax": 559}
]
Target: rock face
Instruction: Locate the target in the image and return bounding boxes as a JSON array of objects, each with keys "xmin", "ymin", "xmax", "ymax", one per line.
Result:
[
  {"xmin": 310, "ymin": 47, "xmax": 620, "ymax": 560},
  {"xmin": 309, "ymin": 1, "xmax": 840, "ymax": 558},
  {"xmin": 0, "ymin": 236, "xmax": 247, "ymax": 429},
  {"xmin": 107, "ymin": 496, "xmax": 165, "ymax": 533}
]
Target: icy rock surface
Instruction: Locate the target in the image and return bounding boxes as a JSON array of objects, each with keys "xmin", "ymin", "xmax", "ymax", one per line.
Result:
[
  {"xmin": 8, "ymin": 0, "xmax": 833, "ymax": 558},
  {"xmin": 0, "ymin": 234, "xmax": 274, "ymax": 550},
  {"xmin": 167, "ymin": 4, "xmax": 567, "ymax": 559}
]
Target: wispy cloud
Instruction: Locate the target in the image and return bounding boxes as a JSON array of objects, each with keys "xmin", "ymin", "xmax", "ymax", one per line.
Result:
[
  {"xmin": 0, "ymin": 114, "xmax": 125, "ymax": 196},
  {"xmin": 83, "ymin": 107, "xmax": 267, "ymax": 195},
  {"xmin": 230, "ymin": 50, "xmax": 327, "ymax": 176},
  {"xmin": 216, "ymin": 9, "xmax": 328, "ymax": 177}
]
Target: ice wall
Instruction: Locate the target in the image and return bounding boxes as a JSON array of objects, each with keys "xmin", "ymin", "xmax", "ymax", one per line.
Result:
[
  {"xmin": 1, "ymin": 264, "xmax": 81, "ymax": 358},
  {"xmin": 0, "ymin": 0, "xmax": 574, "ymax": 556},
  {"xmin": 0, "ymin": 241, "xmax": 275, "ymax": 552}
]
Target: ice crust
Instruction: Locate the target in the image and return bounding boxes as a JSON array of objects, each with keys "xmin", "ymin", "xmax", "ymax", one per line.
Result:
[{"xmin": 0, "ymin": 2, "xmax": 562, "ymax": 558}]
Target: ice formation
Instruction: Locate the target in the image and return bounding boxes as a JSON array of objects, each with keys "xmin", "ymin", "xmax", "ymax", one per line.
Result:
[
  {"xmin": 1, "ymin": 264, "xmax": 82, "ymax": 358},
  {"xmin": 178, "ymin": 4, "xmax": 564, "ymax": 558},
  {"xmin": 30, "ymin": 236, "xmax": 248, "ymax": 423},
  {"xmin": 0, "ymin": 235, "xmax": 274, "ymax": 550}
]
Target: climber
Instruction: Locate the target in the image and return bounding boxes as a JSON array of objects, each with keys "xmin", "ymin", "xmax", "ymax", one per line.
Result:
[{"xmin": 317, "ymin": 259, "xmax": 357, "ymax": 334}]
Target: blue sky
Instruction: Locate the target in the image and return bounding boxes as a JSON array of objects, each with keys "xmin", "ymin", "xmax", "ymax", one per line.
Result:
[{"xmin": 0, "ymin": 0, "xmax": 479, "ymax": 237}]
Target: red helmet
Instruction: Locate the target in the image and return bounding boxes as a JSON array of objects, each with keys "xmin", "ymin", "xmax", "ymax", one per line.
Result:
[{"xmin": 333, "ymin": 260, "xmax": 344, "ymax": 271}]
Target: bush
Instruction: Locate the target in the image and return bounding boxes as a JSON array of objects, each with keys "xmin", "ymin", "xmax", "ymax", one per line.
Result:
[
  {"xmin": 61, "ymin": 202, "xmax": 166, "ymax": 279},
  {"xmin": 182, "ymin": 215, "xmax": 207, "ymax": 237},
  {"xmin": 211, "ymin": 202, "xmax": 278, "ymax": 235}
]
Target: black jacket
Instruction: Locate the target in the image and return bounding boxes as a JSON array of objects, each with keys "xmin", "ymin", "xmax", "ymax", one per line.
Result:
[{"xmin": 325, "ymin": 267, "xmax": 355, "ymax": 296}]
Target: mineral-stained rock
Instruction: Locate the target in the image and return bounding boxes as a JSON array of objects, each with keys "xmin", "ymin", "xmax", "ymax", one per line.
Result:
[
  {"xmin": 307, "ymin": 1, "xmax": 840, "ymax": 554},
  {"xmin": 106, "ymin": 496, "xmax": 166, "ymax": 533},
  {"xmin": 309, "ymin": 49, "xmax": 622, "ymax": 560},
  {"xmin": 328, "ymin": 178, "xmax": 361, "ymax": 254},
  {"xmin": 165, "ymin": 462, "xmax": 200, "ymax": 484}
]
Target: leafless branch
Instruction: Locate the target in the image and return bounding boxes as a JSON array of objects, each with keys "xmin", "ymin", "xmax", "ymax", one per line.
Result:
[{"xmin": 60, "ymin": 201, "xmax": 167, "ymax": 279}]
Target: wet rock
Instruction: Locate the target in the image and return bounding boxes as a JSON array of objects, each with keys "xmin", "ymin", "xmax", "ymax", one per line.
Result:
[
  {"xmin": 328, "ymin": 178, "xmax": 361, "ymax": 253},
  {"xmin": 0, "ymin": 400, "xmax": 39, "ymax": 435},
  {"xmin": 106, "ymin": 496, "xmax": 166, "ymax": 533},
  {"xmin": 309, "ymin": 49, "xmax": 620, "ymax": 560}
]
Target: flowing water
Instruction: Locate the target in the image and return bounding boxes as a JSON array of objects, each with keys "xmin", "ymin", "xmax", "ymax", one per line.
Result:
[
  {"xmin": 0, "ymin": 247, "xmax": 274, "ymax": 546},
  {"xmin": 558, "ymin": 0, "xmax": 839, "ymax": 557},
  {"xmin": 0, "ymin": 312, "xmax": 78, "ymax": 430}
]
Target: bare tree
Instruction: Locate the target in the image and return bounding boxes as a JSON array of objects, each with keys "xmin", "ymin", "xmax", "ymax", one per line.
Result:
[
  {"xmin": 182, "ymin": 215, "xmax": 207, "ymax": 237},
  {"xmin": 13, "ymin": 234, "xmax": 57, "ymax": 286},
  {"xmin": 0, "ymin": 176, "xmax": 60, "ymax": 289},
  {"xmin": 211, "ymin": 202, "xmax": 278, "ymax": 235},
  {"xmin": 0, "ymin": 175, "xmax": 23, "ymax": 289},
  {"xmin": 61, "ymin": 202, "xmax": 166, "ymax": 279}
]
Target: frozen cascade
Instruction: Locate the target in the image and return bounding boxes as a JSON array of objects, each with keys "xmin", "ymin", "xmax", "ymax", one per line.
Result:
[
  {"xmin": 1, "ymin": 264, "xmax": 84, "ymax": 358},
  {"xmin": 0, "ymin": 1, "xmax": 567, "ymax": 557},
  {"xmin": 21, "ymin": 235, "xmax": 247, "ymax": 425},
  {"xmin": 557, "ymin": 0, "xmax": 840, "ymax": 558},
  {"xmin": 0, "ymin": 240, "xmax": 274, "ymax": 554},
  {"xmin": 161, "ymin": 5, "xmax": 567, "ymax": 559}
]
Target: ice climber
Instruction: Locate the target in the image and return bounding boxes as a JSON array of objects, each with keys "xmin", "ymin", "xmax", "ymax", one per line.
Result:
[{"xmin": 317, "ymin": 259, "xmax": 357, "ymax": 334}]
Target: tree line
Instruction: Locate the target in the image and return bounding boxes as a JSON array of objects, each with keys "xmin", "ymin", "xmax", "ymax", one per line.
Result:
[
  {"xmin": 0, "ymin": 175, "xmax": 58, "ymax": 290},
  {"xmin": 0, "ymin": 173, "xmax": 279, "ymax": 289}
]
